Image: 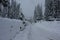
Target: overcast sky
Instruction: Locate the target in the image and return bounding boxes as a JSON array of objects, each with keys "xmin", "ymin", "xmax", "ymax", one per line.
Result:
[{"xmin": 17, "ymin": 0, "xmax": 45, "ymax": 18}]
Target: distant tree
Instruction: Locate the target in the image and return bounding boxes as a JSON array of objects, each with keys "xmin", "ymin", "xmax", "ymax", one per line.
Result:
[
  {"xmin": 34, "ymin": 4, "xmax": 43, "ymax": 22},
  {"xmin": 45, "ymin": 0, "xmax": 60, "ymax": 21},
  {"xmin": 8, "ymin": 0, "xmax": 25, "ymax": 20},
  {"xmin": 44, "ymin": 0, "xmax": 53, "ymax": 21},
  {"xmin": 0, "ymin": 0, "xmax": 25, "ymax": 20},
  {"xmin": 0, "ymin": 0, "xmax": 9, "ymax": 17}
]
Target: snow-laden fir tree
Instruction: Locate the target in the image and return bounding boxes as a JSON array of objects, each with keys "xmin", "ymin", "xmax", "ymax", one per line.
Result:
[
  {"xmin": 0, "ymin": 0, "xmax": 10, "ymax": 17},
  {"xmin": 8, "ymin": 0, "xmax": 25, "ymax": 20},
  {"xmin": 45, "ymin": 0, "xmax": 53, "ymax": 21},
  {"xmin": 0, "ymin": 0, "xmax": 25, "ymax": 20},
  {"xmin": 34, "ymin": 4, "xmax": 43, "ymax": 22},
  {"xmin": 45, "ymin": 0, "xmax": 60, "ymax": 21},
  {"xmin": 53, "ymin": 0, "xmax": 60, "ymax": 19}
]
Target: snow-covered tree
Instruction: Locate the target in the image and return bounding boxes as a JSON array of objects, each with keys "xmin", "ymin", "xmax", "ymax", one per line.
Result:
[
  {"xmin": 34, "ymin": 4, "xmax": 43, "ymax": 22},
  {"xmin": 0, "ymin": 0, "xmax": 10, "ymax": 17},
  {"xmin": 53, "ymin": 0, "xmax": 60, "ymax": 18},
  {"xmin": 0, "ymin": 0, "xmax": 25, "ymax": 20},
  {"xmin": 45, "ymin": 0, "xmax": 53, "ymax": 21},
  {"xmin": 45, "ymin": 0, "xmax": 60, "ymax": 21},
  {"xmin": 6, "ymin": 0, "xmax": 24, "ymax": 20}
]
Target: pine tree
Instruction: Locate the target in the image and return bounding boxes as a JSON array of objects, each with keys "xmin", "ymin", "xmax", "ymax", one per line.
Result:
[
  {"xmin": 0, "ymin": 0, "xmax": 10, "ymax": 17},
  {"xmin": 8, "ymin": 0, "xmax": 25, "ymax": 20},
  {"xmin": 45, "ymin": 0, "xmax": 53, "ymax": 21},
  {"xmin": 34, "ymin": 4, "xmax": 43, "ymax": 22},
  {"xmin": 45, "ymin": 0, "xmax": 60, "ymax": 21},
  {"xmin": 0, "ymin": 0, "xmax": 25, "ymax": 20},
  {"xmin": 8, "ymin": 0, "xmax": 20, "ymax": 19}
]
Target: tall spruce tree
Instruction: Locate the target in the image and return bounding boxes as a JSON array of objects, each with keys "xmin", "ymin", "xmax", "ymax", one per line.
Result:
[
  {"xmin": 34, "ymin": 4, "xmax": 43, "ymax": 22},
  {"xmin": 45, "ymin": 0, "xmax": 60, "ymax": 21}
]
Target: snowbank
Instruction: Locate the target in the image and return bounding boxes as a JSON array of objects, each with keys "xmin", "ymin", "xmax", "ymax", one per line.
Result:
[{"xmin": 0, "ymin": 18, "xmax": 24, "ymax": 40}]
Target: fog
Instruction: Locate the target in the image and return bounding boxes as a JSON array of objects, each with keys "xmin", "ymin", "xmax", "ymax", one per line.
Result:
[{"xmin": 17, "ymin": 0, "xmax": 45, "ymax": 18}]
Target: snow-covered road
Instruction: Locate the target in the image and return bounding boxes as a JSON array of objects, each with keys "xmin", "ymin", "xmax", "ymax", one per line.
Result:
[
  {"xmin": 0, "ymin": 18, "xmax": 60, "ymax": 40},
  {"xmin": 13, "ymin": 23, "xmax": 32, "ymax": 40},
  {"xmin": 13, "ymin": 21, "xmax": 60, "ymax": 40}
]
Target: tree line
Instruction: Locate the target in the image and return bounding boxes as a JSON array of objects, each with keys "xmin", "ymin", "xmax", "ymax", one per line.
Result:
[
  {"xmin": 34, "ymin": 0, "xmax": 60, "ymax": 22},
  {"xmin": 0, "ymin": 0, "xmax": 24, "ymax": 20}
]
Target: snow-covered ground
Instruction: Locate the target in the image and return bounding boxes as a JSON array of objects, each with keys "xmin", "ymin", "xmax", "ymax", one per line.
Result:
[
  {"xmin": 0, "ymin": 18, "xmax": 60, "ymax": 40},
  {"xmin": 30, "ymin": 21, "xmax": 60, "ymax": 40},
  {"xmin": 0, "ymin": 17, "xmax": 26, "ymax": 40},
  {"xmin": 13, "ymin": 21, "xmax": 60, "ymax": 40}
]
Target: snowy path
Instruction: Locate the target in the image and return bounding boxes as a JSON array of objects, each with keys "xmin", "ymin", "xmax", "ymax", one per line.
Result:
[
  {"xmin": 31, "ymin": 22, "xmax": 60, "ymax": 40},
  {"xmin": 13, "ymin": 23, "xmax": 32, "ymax": 40},
  {"xmin": 13, "ymin": 21, "xmax": 60, "ymax": 40}
]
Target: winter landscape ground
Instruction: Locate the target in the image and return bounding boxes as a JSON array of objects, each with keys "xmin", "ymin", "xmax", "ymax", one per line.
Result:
[
  {"xmin": 0, "ymin": 18, "xmax": 60, "ymax": 40},
  {"xmin": 0, "ymin": 0, "xmax": 60, "ymax": 40}
]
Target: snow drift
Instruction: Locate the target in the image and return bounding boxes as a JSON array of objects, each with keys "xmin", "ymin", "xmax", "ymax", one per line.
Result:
[{"xmin": 0, "ymin": 17, "xmax": 24, "ymax": 40}]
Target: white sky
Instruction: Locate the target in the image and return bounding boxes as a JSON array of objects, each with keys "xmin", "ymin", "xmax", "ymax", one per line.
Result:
[{"xmin": 17, "ymin": 0, "xmax": 45, "ymax": 18}]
